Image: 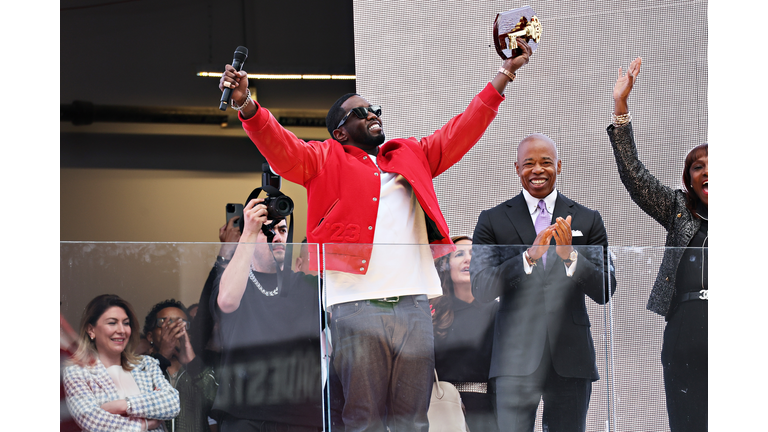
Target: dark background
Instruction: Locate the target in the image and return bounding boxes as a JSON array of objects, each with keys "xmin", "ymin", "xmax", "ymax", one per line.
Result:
[{"xmin": 61, "ymin": 0, "xmax": 357, "ymax": 171}]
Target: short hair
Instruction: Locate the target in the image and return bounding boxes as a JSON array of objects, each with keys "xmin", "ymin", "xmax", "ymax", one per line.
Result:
[
  {"xmin": 143, "ymin": 299, "xmax": 188, "ymax": 336},
  {"xmin": 518, "ymin": 133, "xmax": 559, "ymax": 160},
  {"xmin": 326, "ymin": 93, "xmax": 359, "ymax": 137},
  {"xmin": 71, "ymin": 294, "xmax": 142, "ymax": 369}
]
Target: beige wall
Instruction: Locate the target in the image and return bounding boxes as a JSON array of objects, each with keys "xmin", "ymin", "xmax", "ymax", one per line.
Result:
[
  {"xmin": 61, "ymin": 167, "xmax": 308, "ymax": 243},
  {"xmin": 60, "ymin": 167, "xmax": 310, "ymax": 324}
]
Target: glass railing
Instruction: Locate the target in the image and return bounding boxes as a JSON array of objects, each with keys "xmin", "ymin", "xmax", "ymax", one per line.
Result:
[
  {"xmin": 322, "ymin": 243, "xmax": 612, "ymax": 432},
  {"xmin": 606, "ymin": 246, "xmax": 708, "ymax": 432},
  {"xmin": 60, "ymin": 241, "xmax": 323, "ymax": 432},
  {"xmin": 60, "ymin": 242, "xmax": 707, "ymax": 432}
]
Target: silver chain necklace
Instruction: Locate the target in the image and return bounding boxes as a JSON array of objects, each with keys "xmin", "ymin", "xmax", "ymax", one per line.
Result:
[{"xmin": 249, "ymin": 267, "xmax": 278, "ymax": 296}]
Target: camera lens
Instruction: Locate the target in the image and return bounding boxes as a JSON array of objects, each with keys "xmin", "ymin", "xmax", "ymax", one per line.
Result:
[
  {"xmin": 273, "ymin": 196, "xmax": 294, "ymax": 217},
  {"xmin": 226, "ymin": 204, "xmax": 235, "ymax": 212}
]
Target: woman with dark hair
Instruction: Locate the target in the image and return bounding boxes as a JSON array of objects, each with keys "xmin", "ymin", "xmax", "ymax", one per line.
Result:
[
  {"xmin": 431, "ymin": 236, "xmax": 499, "ymax": 432},
  {"xmin": 63, "ymin": 294, "xmax": 180, "ymax": 432},
  {"xmin": 608, "ymin": 57, "xmax": 708, "ymax": 431}
]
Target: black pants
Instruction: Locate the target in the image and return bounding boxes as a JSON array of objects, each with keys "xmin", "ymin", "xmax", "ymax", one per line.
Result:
[
  {"xmin": 460, "ymin": 391, "xmax": 498, "ymax": 432},
  {"xmin": 662, "ymin": 299, "xmax": 708, "ymax": 432},
  {"xmin": 491, "ymin": 345, "xmax": 591, "ymax": 432},
  {"xmin": 219, "ymin": 415, "xmax": 321, "ymax": 432}
]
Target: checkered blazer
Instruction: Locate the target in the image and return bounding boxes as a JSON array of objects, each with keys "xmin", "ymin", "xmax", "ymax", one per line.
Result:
[{"xmin": 63, "ymin": 355, "xmax": 180, "ymax": 432}]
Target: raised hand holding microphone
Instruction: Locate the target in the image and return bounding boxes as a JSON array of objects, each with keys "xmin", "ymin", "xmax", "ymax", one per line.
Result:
[
  {"xmin": 219, "ymin": 64, "xmax": 257, "ymax": 119},
  {"xmin": 219, "ymin": 46, "xmax": 248, "ymax": 111}
]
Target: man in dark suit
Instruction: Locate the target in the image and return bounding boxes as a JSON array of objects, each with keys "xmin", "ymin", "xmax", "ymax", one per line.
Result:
[{"xmin": 470, "ymin": 133, "xmax": 616, "ymax": 432}]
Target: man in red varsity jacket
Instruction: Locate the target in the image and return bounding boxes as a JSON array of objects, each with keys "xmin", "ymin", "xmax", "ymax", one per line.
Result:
[{"xmin": 218, "ymin": 39, "xmax": 533, "ymax": 432}]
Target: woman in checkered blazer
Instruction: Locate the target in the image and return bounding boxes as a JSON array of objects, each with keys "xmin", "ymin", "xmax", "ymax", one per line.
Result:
[{"xmin": 63, "ymin": 294, "xmax": 180, "ymax": 432}]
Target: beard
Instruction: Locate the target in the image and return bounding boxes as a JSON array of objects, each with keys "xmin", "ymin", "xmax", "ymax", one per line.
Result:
[
  {"xmin": 368, "ymin": 132, "xmax": 386, "ymax": 146},
  {"xmin": 349, "ymin": 127, "xmax": 385, "ymax": 148}
]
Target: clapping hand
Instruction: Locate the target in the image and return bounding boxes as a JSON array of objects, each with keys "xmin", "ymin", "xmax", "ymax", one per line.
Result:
[
  {"xmin": 527, "ymin": 225, "xmax": 554, "ymax": 262},
  {"xmin": 552, "ymin": 215, "xmax": 574, "ymax": 260}
]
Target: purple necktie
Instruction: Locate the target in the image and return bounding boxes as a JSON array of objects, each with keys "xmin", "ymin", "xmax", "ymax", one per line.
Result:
[{"xmin": 534, "ymin": 199, "xmax": 550, "ymax": 267}]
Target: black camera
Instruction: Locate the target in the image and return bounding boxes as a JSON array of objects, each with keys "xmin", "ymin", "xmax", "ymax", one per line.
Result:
[
  {"xmin": 261, "ymin": 163, "xmax": 294, "ymax": 220},
  {"xmin": 239, "ymin": 163, "xmax": 295, "ymax": 235}
]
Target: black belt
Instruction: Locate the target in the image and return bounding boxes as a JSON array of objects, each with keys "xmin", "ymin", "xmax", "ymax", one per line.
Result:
[
  {"xmin": 370, "ymin": 294, "xmax": 427, "ymax": 305},
  {"xmin": 678, "ymin": 289, "xmax": 708, "ymax": 303}
]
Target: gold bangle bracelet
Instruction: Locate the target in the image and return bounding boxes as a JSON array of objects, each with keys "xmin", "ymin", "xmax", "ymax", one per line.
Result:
[{"xmin": 498, "ymin": 67, "xmax": 516, "ymax": 81}]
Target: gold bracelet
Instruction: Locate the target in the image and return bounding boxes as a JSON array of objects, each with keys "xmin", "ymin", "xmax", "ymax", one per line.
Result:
[
  {"xmin": 611, "ymin": 111, "xmax": 632, "ymax": 126},
  {"xmin": 498, "ymin": 67, "xmax": 516, "ymax": 82}
]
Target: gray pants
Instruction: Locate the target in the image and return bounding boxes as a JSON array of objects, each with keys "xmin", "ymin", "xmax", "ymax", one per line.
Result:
[{"xmin": 330, "ymin": 295, "xmax": 435, "ymax": 432}]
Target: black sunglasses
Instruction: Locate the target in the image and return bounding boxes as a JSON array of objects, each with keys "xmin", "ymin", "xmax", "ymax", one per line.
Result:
[{"xmin": 336, "ymin": 105, "xmax": 382, "ymax": 129}]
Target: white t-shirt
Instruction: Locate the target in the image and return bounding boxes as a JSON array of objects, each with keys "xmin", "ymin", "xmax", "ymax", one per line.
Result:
[
  {"xmin": 105, "ymin": 364, "xmax": 141, "ymax": 399},
  {"xmin": 325, "ymin": 155, "xmax": 442, "ymax": 306}
]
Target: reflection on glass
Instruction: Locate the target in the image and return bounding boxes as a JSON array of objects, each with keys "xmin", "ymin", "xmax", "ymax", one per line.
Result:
[
  {"xmin": 431, "ymin": 236, "xmax": 499, "ymax": 432},
  {"xmin": 470, "ymin": 240, "xmax": 614, "ymax": 432},
  {"xmin": 212, "ymin": 220, "xmax": 323, "ymax": 429},
  {"xmin": 608, "ymin": 246, "xmax": 707, "ymax": 432},
  {"xmin": 62, "ymin": 294, "xmax": 180, "ymax": 432},
  {"xmin": 60, "ymin": 242, "xmax": 323, "ymax": 432}
]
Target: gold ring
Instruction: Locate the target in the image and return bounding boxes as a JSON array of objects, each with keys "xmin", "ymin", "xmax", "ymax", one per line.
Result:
[{"xmin": 223, "ymin": 81, "xmax": 231, "ymax": 88}]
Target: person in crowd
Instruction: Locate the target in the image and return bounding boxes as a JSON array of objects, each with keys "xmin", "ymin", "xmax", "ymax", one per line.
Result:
[
  {"xmin": 470, "ymin": 133, "xmax": 616, "ymax": 432},
  {"xmin": 190, "ymin": 215, "xmax": 241, "ymax": 370},
  {"xmin": 144, "ymin": 299, "xmax": 218, "ymax": 432},
  {"xmin": 294, "ymin": 237, "xmax": 317, "ymax": 276},
  {"xmin": 218, "ymin": 36, "xmax": 533, "ymax": 432},
  {"xmin": 212, "ymin": 199, "xmax": 322, "ymax": 431},
  {"xmin": 63, "ymin": 294, "xmax": 180, "ymax": 432},
  {"xmin": 607, "ymin": 57, "xmax": 707, "ymax": 431},
  {"xmin": 136, "ymin": 334, "xmax": 152, "ymax": 356},
  {"xmin": 187, "ymin": 303, "xmax": 199, "ymax": 320},
  {"xmin": 431, "ymin": 235, "xmax": 499, "ymax": 432},
  {"xmin": 60, "ymin": 314, "xmax": 81, "ymax": 432},
  {"xmin": 189, "ymin": 216, "xmax": 243, "ymax": 432}
]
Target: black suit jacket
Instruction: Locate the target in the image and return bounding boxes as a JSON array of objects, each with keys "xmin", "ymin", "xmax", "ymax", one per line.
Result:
[{"xmin": 470, "ymin": 192, "xmax": 616, "ymax": 381}]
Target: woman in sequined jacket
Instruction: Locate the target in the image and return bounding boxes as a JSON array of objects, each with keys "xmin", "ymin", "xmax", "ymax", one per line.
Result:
[
  {"xmin": 63, "ymin": 294, "xmax": 180, "ymax": 432},
  {"xmin": 607, "ymin": 57, "xmax": 708, "ymax": 432}
]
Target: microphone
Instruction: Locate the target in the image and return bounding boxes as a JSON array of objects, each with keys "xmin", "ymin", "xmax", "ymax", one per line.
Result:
[{"xmin": 219, "ymin": 46, "xmax": 249, "ymax": 111}]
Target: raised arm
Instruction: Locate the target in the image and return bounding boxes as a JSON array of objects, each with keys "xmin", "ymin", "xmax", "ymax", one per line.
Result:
[
  {"xmin": 217, "ymin": 198, "xmax": 267, "ymax": 314},
  {"xmin": 607, "ymin": 57, "xmax": 677, "ymax": 230},
  {"xmin": 219, "ymin": 67, "xmax": 325, "ymax": 185},
  {"xmin": 491, "ymin": 37, "xmax": 533, "ymax": 95},
  {"xmin": 420, "ymin": 39, "xmax": 535, "ymax": 178}
]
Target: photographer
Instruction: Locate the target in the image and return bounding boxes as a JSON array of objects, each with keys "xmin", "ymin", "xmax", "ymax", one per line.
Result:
[{"xmin": 211, "ymin": 195, "xmax": 323, "ymax": 432}]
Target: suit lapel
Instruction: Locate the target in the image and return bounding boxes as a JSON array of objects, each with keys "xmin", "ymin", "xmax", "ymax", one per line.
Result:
[{"xmin": 503, "ymin": 193, "xmax": 537, "ymax": 245}]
